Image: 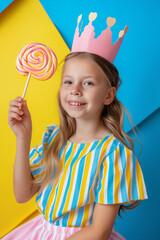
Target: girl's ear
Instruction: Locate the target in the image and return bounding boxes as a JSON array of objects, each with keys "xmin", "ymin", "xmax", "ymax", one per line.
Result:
[{"xmin": 104, "ymin": 87, "xmax": 116, "ymax": 105}]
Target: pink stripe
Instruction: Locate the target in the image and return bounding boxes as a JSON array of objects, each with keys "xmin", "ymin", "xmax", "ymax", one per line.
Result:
[
  {"xmin": 16, "ymin": 43, "xmax": 57, "ymax": 80},
  {"xmin": 2, "ymin": 215, "xmax": 126, "ymax": 240},
  {"xmin": 110, "ymin": 228, "xmax": 126, "ymax": 240}
]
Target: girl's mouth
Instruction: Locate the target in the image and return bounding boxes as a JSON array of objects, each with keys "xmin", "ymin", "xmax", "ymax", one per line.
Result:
[{"xmin": 68, "ymin": 101, "xmax": 86, "ymax": 107}]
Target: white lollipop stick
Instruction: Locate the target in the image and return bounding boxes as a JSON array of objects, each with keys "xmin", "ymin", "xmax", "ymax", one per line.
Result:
[{"xmin": 22, "ymin": 73, "xmax": 31, "ymax": 99}]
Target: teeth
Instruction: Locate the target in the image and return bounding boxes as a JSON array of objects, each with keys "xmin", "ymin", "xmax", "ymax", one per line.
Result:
[{"xmin": 70, "ymin": 101, "xmax": 84, "ymax": 106}]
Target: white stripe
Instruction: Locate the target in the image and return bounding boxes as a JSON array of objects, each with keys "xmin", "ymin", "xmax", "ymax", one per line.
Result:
[
  {"xmin": 48, "ymin": 143, "xmax": 73, "ymax": 221},
  {"xmin": 105, "ymin": 137, "xmax": 117, "ymax": 156},
  {"xmin": 141, "ymin": 168, "xmax": 148, "ymax": 198},
  {"xmin": 68, "ymin": 160, "xmax": 81, "ymax": 226},
  {"xmin": 117, "ymin": 146, "xmax": 123, "ymax": 203},
  {"xmin": 130, "ymin": 150, "xmax": 133, "ymax": 200},
  {"xmin": 82, "ymin": 146, "xmax": 95, "ymax": 206},
  {"xmin": 124, "ymin": 147, "xmax": 129, "ymax": 198},
  {"xmin": 56, "ymin": 144, "xmax": 80, "ymax": 216},
  {"xmin": 96, "ymin": 138, "xmax": 115, "ymax": 203},
  {"xmin": 104, "ymin": 154, "xmax": 109, "ymax": 203},
  {"xmin": 60, "ymin": 225, "xmax": 66, "ymax": 240},
  {"xmin": 86, "ymin": 202, "xmax": 95, "ymax": 226},
  {"xmin": 135, "ymin": 159, "xmax": 140, "ymax": 199},
  {"xmin": 113, "ymin": 150, "xmax": 116, "ymax": 203}
]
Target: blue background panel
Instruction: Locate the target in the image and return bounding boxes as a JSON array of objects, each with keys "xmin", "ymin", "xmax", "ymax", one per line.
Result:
[
  {"xmin": 39, "ymin": 0, "xmax": 160, "ymax": 132},
  {"xmin": 39, "ymin": 0, "xmax": 160, "ymax": 239},
  {"xmin": 0, "ymin": 0, "xmax": 14, "ymax": 13}
]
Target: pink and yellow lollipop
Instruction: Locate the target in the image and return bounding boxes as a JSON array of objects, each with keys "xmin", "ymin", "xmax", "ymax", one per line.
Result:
[{"xmin": 16, "ymin": 43, "xmax": 58, "ymax": 98}]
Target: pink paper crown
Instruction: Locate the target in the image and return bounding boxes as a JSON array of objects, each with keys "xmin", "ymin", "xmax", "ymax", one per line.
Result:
[{"xmin": 71, "ymin": 12, "xmax": 128, "ymax": 63}]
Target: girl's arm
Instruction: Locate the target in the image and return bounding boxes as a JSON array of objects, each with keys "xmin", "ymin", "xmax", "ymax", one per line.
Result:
[
  {"xmin": 8, "ymin": 97, "xmax": 39, "ymax": 203},
  {"xmin": 66, "ymin": 203, "xmax": 120, "ymax": 240},
  {"xmin": 13, "ymin": 136, "xmax": 39, "ymax": 203}
]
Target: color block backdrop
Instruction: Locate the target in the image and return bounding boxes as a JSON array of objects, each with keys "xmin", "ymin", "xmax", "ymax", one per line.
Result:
[
  {"xmin": 0, "ymin": 0, "xmax": 69, "ymax": 237},
  {"xmin": 0, "ymin": 0, "xmax": 159, "ymax": 239}
]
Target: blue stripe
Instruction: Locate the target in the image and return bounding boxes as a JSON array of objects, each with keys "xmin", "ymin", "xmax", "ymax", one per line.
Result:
[
  {"xmin": 61, "ymin": 144, "xmax": 86, "ymax": 225},
  {"xmin": 72, "ymin": 155, "xmax": 86, "ymax": 225},
  {"xmin": 75, "ymin": 205, "xmax": 85, "ymax": 226},
  {"xmin": 131, "ymin": 153, "xmax": 139, "ymax": 199},
  {"xmin": 119, "ymin": 144, "xmax": 128, "ymax": 202},
  {"xmin": 106, "ymin": 138, "xmax": 120, "ymax": 157},
  {"xmin": 36, "ymin": 191, "xmax": 42, "ymax": 203},
  {"xmin": 48, "ymin": 143, "xmax": 75, "ymax": 222},
  {"xmin": 30, "ymin": 152, "xmax": 43, "ymax": 165},
  {"xmin": 47, "ymin": 127, "xmax": 59, "ymax": 148},
  {"xmin": 59, "ymin": 144, "xmax": 85, "ymax": 219},
  {"xmin": 107, "ymin": 149, "xmax": 114, "ymax": 203},
  {"xmin": 88, "ymin": 142, "xmax": 102, "ymax": 203},
  {"xmin": 32, "ymin": 167, "xmax": 44, "ymax": 176},
  {"xmin": 59, "ymin": 144, "xmax": 66, "ymax": 159},
  {"xmin": 65, "ymin": 143, "xmax": 74, "ymax": 163},
  {"xmin": 29, "ymin": 147, "xmax": 41, "ymax": 159},
  {"xmin": 42, "ymin": 184, "xmax": 54, "ymax": 215},
  {"xmin": 34, "ymin": 129, "xmax": 147, "ymax": 226}
]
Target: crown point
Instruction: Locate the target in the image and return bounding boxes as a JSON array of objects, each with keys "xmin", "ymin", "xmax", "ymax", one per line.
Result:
[
  {"xmin": 107, "ymin": 17, "xmax": 116, "ymax": 27},
  {"xmin": 89, "ymin": 12, "xmax": 97, "ymax": 22},
  {"xmin": 124, "ymin": 25, "xmax": 129, "ymax": 35},
  {"xmin": 119, "ymin": 30, "xmax": 124, "ymax": 38},
  {"xmin": 119, "ymin": 25, "xmax": 129, "ymax": 38},
  {"xmin": 77, "ymin": 14, "xmax": 82, "ymax": 24}
]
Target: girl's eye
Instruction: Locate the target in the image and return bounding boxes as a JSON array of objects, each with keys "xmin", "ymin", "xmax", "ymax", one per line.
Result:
[
  {"xmin": 64, "ymin": 81, "xmax": 72, "ymax": 84},
  {"xmin": 84, "ymin": 82, "xmax": 93, "ymax": 86}
]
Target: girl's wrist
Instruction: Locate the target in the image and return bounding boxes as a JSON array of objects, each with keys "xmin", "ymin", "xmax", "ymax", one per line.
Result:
[{"xmin": 16, "ymin": 135, "xmax": 32, "ymax": 145}]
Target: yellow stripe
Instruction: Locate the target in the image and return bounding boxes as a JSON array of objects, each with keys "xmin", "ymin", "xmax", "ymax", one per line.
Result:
[
  {"xmin": 44, "ymin": 142, "xmax": 66, "ymax": 220},
  {"xmin": 81, "ymin": 204, "xmax": 91, "ymax": 228},
  {"xmin": 33, "ymin": 170, "xmax": 45, "ymax": 180},
  {"xmin": 99, "ymin": 157, "xmax": 107, "ymax": 203},
  {"xmin": 30, "ymin": 161, "xmax": 42, "ymax": 169},
  {"xmin": 43, "ymin": 142, "xmax": 48, "ymax": 153},
  {"xmin": 97, "ymin": 137, "xmax": 114, "ymax": 203},
  {"xmin": 114, "ymin": 147, "xmax": 120, "ymax": 203},
  {"xmin": 63, "ymin": 143, "xmax": 90, "ymax": 216},
  {"xmin": 30, "ymin": 149, "xmax": 42, "ymax": 164},
  {"xmin": 51, "ymin": 143, "xmax": 78, "ymax": 220},
  {"xmin": 77, "ymin": 144, "xmax": 92, "ymax": 206},
  {"xmin": 136, "ymin": 159, "xmax": 145, "ymax": 199},
  {"xmin": 63, "ymin": 138, "xmax": 112, "ymax": 226},
  {"xmin": 125, "ymin": 147, "xmax": 132, "ymax": 200},
  {"xmin": 36, "ymin": 197, "xmax": 43, "ymax": 213},
  {"xmin": 67, "ymin": 209, "xmax": 76, "ymax": 227}
]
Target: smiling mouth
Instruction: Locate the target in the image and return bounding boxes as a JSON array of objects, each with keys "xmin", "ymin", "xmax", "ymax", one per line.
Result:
[{"xmin": 68, "ymin": 101, "xmax": 86, "ymax": 106}]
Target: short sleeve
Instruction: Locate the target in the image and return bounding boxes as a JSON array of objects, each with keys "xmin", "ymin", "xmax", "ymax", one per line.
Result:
[
  {"xmin": 95, "ymin": 142, "xmax": 148, "ymax": 205},
  {"xmin": 29, "ymin": 124, "xmax": 59, "ymax": 180}
]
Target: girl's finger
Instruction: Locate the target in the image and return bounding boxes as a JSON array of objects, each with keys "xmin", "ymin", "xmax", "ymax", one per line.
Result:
[
  {"xmin": 21, "ymin": 100, "xmax": 30, "ymax": 116},
  {"xmin": 9, "ymin": 106, "xmax": 24, "ymax": 116},
  {"xmin": 8, "ymin": 112, "xmax": 22, "ymax": 121},
  {"xmin": 9, "ymin": 97, "xmax": 23, "ymax": 107}
]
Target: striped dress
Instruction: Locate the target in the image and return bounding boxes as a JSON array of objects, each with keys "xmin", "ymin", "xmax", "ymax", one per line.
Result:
[{"xmin": 3, "ymin": 124, "xmax": 148, "ymax": 240}]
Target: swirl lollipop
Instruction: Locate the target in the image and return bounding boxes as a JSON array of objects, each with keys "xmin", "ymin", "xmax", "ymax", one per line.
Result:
[{"xmin": 16, "ymin": 43, "xmax": 58, "ymax": 99}]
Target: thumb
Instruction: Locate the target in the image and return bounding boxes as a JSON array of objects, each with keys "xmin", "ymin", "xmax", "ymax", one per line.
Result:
[{"xmin": 22, "ymin": 100, "xmax": 31, "ymax": 116}]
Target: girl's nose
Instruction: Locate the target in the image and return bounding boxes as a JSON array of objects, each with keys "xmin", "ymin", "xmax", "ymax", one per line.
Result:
[{"xmin": 70, "ymin": 85, "xmax": 82, "ymax": 96}]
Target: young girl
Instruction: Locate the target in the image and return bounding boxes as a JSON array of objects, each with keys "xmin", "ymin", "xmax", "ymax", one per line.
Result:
[{"xmin": 5, "ymin": 51, "xmax": 148, "ymax": 240}]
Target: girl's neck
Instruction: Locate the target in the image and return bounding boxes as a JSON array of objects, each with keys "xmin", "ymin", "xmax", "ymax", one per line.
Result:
[{"xmin": 69, "ymin": 119, "xmax": 112, "ymax": 143}]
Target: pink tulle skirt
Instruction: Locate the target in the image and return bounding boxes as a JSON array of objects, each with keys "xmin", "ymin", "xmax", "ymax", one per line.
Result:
[{"xmin": 2, "ymin": 214, "xmax": 126, "ymax": 240}]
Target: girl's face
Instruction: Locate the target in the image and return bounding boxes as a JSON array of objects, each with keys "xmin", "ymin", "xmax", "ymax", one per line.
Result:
[{"xmin": 60, "ymin": 56, "xmax": 113, "ymax": 121}]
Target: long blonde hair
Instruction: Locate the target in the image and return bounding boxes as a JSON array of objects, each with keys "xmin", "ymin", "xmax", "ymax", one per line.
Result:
[{"xmin": 35, "ymin": 52, "xmax": 142, "ymax": 217}]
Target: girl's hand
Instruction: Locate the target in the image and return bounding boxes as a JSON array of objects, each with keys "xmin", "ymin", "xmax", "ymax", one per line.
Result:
[{"xmin": 8, "ymin": 97, "xmax": 32, "ymax": 139}]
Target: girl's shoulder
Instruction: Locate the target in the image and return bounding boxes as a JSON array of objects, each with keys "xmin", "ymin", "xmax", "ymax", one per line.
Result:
[
  {"xmin": 105, "ymin": 135, "xmax": 136, "ymax": 159},
  {"xmin": 43, "ymin": 124, "xmax": 59, "ymax": 134},
  {"xmin": 42, "ymin": 124, "xmax": 60, "ymax": 144}
]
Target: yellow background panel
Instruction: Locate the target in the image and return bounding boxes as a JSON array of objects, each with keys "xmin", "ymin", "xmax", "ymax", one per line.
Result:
[{"xmin": 0, "ymin": 0, "xmax": 70, "ymax": 237}]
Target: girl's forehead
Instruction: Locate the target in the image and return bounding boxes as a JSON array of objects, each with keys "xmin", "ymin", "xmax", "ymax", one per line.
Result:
[{"xmin": 62, "ymin": 56, "xmax": 103, "ymax": 77}]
